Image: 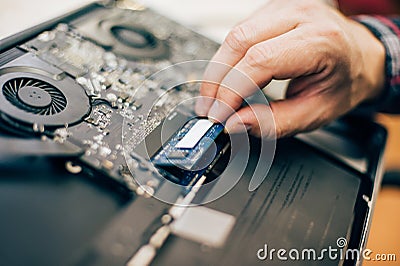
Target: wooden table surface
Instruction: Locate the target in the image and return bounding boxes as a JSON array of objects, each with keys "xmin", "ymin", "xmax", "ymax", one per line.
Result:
[{"xmin": 365, "ymin": 114, "xmax": 400, "ymax": 265}]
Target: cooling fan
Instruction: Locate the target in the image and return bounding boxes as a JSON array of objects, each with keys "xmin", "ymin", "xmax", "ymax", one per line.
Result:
[
  {"xmin": 0, "ymin": 68, "xmax": 91, "ymax": 133},
  {"xmin": 95, "ymin": 20, "xmax": 168, "ymax": 60},
  {"xmin": 76, "ymin": 10, "xmax": 169, "ymax": 60},
  {"xmin": 3, "ymin": 77, "xmax": 67, "ymax": 116}
]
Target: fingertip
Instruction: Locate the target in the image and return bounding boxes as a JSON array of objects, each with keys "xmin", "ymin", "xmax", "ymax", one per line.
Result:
[
  {"xmin": 208, "ymin": 100, "xmax": 233, "ymax": 123},
  {"xmin": 208, "ymin": 117, "xmax": 219, "ymax": 124},
  {"xmin": 225, "ymin": 123, "xmax": 252, "ymax": 135},
  {"xmin": 224, "ymin": 114, "xmax": 252, "ymax": 135},
  {"xmin": 194, "ymin": 98, "xmax": 208, "ymax": 116}
]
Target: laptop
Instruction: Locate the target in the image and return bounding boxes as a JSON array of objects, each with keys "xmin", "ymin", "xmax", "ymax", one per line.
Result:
[{"xmin": 0, "ymin": 1, "xmax": 386, "ymax": 265}]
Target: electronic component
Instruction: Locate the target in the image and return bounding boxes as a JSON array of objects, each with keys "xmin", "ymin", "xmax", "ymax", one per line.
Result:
[
  {"xmin": 175, "ymin": 119, "xmax": 214, "ymax": 149},
  {"xmin": 0, "ymin": 57, "xmax": 91, "ymax": 133},
  {"xmin": 152, "ymin": 117, "xmax": 229, "ymax": 186},
  {"xmin": 73, "ymin": 5, "xmax": 218, "ymax": 63},
  {"xmin": 167, "ymin": 150, "xmax": 189, "ymax": 159},
  {"xmin": 0, "ymin": 2, "xmax": 219, "ymax": 195},
  {"xmin": 170, "ymin": 206, "xmax": 236, "ymax": 248}
]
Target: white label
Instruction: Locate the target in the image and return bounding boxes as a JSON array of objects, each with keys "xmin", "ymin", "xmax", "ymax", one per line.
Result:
[
  {"xmin": 175, "ymin": 119, "xmax": 213, "ymax": 149},
  {"xmin": 171, "ymin": 206, "xmax": 236, "ymax": 248}
]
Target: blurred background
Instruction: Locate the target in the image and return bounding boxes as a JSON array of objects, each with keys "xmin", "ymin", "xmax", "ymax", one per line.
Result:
[{"xmin": 0, "ymin": 0, "xmax": 399, "ymax": 264}]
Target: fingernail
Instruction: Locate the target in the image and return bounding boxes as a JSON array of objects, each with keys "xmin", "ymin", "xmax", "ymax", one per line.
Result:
[
  {"xmin": 209, "ymin": 117, "xmax": 219, "ymax": 124},
  {"xmin": 195, "ymin": 98, "xmax": 207, "ymax": 116},
  {"xmin": 208, "ymin": 101, "xmax": 232, "ymax": 123},
  {"xmin": 225, "ymin": 122, "xmax": 252, "ymax": 134},
  {"xmin": 208, "ymin": 101, "xmax": 221, "ymax": 122}
]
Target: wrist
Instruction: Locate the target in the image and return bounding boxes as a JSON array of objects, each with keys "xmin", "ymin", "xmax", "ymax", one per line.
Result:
[{"xmin": 350, "ymin": 19, "xmax": 386, "ymax": 103}]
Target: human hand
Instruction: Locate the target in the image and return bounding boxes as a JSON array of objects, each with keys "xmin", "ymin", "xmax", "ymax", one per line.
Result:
[{"xmin": 195, "ymin": 0, "xmax": 385, "ymax": 138}]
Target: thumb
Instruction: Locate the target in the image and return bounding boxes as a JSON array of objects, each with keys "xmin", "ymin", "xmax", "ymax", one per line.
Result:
[
  {"xmin": 225, "ymin": 96, "xmax": 329, "ymax": 138},
  {"xmin": 224, "ymin": 104, "xmax": 276, "ymax": 139}
]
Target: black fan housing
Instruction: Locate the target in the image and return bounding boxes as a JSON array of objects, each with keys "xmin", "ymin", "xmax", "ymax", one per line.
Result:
[
  {"xmin": 0, "ymin": 70, "xmax": 91, "ymax": 128},
  {"xmin": 76, "ymin": 11, "xmax": 169, "ymax": 60},
  {"xmin": 3, "ymin": 77, "xmax": 67, "ymax": 116}
]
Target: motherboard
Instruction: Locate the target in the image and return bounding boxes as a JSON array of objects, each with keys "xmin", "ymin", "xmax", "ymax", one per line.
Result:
[{"xmin": 0, "ymin": 1, "xmax": 224, "ymax": 201}]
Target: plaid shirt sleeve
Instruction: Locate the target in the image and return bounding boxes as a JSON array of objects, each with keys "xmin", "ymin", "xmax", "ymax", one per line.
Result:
[{"xmin": 353, "ymin": 15, "xmax": 400, "ymax": 113}]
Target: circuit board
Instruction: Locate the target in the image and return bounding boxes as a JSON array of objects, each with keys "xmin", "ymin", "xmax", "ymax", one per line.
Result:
[
  {"xmin": 152, "ymin": 118, "xmax": 228, "ymax": 186},
  {"xmin": 0, "ymin": 2, "xmax": 220, "ymax": 196}
]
